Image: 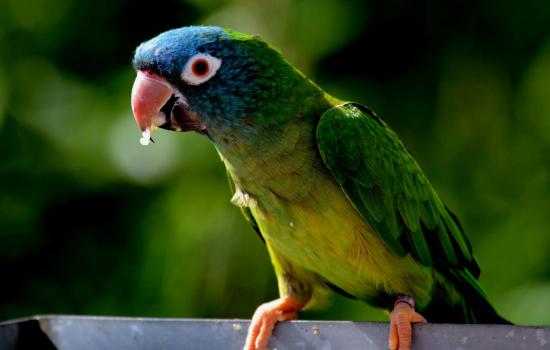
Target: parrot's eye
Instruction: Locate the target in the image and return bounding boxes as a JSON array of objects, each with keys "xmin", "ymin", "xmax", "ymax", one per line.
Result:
[{"xmin": 181, "ymin": 53, "xmax": 222, "ymax": 85}]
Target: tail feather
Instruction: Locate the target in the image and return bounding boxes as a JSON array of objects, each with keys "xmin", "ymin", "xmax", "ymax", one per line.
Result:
[{"xmin": 424, "ymin": 268, "xmax": 511, "ymax": 324}]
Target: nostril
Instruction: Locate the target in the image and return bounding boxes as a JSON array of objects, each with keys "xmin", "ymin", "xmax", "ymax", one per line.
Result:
[{"xmin": 141, "ymin": 69, "xmax": 163, "ymax": 80}]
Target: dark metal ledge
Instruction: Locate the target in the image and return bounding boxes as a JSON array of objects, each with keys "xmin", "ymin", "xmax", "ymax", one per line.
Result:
[{"xmin": 1, "ymin": 316, "xmax": 549, "ymax": 349}]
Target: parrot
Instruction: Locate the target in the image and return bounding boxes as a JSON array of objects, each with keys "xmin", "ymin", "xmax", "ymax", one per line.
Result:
[{"xmin": 130, "ymin": 26, "xmax": 509, "ymax": 350}]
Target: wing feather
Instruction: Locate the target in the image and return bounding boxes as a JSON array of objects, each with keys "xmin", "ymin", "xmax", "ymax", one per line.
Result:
[{"xmin": 316, "ymin": 102, "xmax": 478, "ymax": 273}]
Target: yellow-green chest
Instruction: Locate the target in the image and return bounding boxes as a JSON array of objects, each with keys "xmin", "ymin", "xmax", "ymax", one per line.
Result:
[{"xmin": 221, "ymin": 120, "xmax": 432, "ymax": 307}]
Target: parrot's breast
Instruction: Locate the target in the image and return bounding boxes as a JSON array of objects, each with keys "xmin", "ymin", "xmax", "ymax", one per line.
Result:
[
  {"xmin": 253, "ymin": 172, "xmax": 432, "ymax": 307},
  {"xmin": 224, "ymin": 130, "xmax": 433, "ymax": 308}
]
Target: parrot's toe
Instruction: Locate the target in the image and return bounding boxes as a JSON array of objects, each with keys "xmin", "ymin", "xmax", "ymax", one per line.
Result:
[
  {"xmin": 388, "ymin": 296, "xmax": 427, "ymax": 350},
  {"xmin": 244, "ymin": 296, "xmax": 303, "ymax": 350}
]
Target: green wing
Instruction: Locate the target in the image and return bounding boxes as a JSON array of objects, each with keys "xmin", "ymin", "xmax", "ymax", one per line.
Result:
[{"xmin": 316, "ymin": 103, "xmax": 479, "ymax": 275}]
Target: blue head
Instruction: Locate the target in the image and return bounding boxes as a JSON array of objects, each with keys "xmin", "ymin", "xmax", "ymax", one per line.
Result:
[
  {"xmin": 131, "ymin": 26, "xmax": 324, "ymax": 147},
  {"xmin": 133, "ymin": 26, "xmax": 229, "ymax": 84}
]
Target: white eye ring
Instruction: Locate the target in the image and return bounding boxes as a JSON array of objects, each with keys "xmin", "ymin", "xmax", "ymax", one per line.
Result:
[{"xmin": 181, "ymin": 53, "xmax": 222, "ymax": 85}]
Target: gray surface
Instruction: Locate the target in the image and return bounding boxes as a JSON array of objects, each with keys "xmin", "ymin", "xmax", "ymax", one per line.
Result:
[{"xmin": 0, "ymin": 316, "xmax": 549, "ymax": 349}]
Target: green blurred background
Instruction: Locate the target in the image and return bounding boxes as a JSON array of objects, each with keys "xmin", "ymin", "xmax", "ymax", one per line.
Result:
[{"xmin": 1, "ymin": 0, "xmax": 549, "ymax": 326}]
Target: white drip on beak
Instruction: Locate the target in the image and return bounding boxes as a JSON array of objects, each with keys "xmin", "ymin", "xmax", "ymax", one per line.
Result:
[{"xmin": 140, "ymin": 128, "xmax": 152, "ymax": 146}]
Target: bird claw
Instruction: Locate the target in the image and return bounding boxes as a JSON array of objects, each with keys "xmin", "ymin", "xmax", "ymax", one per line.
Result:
[
  {"xmin": 243, "ymin": 297, "xmax": 303, "ymax": 350},
  {"xmin": 388, "ymin": 297, "xmax": 427, "ymax": 350}
]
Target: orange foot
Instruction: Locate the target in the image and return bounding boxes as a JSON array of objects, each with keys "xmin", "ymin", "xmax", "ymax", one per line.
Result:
[
  {"xmin": 388, "ymin": 296, "xmax": 427, "ymax": 350},
  {"xmin": 244, "ymin": 296, "xmax": 304, "ymax": 350}
]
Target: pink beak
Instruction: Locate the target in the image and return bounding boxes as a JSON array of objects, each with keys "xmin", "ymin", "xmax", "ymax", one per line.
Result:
[{"xmin": 131, "ymin": 70, "xmax": 173, "ymax": 131}]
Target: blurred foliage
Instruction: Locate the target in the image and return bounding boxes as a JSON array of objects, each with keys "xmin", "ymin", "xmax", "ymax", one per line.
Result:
[{"xmin": 0, "ymin": 0, "xmax": 549, "ymax": 326}]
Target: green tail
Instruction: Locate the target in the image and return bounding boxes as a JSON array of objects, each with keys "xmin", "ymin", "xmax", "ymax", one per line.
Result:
[{"xmin": 424, "ymin": 269, "xmax": 511, "ymax": 324}]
